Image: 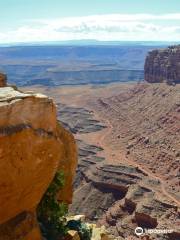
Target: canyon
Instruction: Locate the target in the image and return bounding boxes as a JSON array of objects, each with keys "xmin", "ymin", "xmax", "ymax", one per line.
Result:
[
  {"xmin": 26, "ymin": 80, "xmax": 179, "ymax": 240},
  {"xmin": 0, "ymin": 44, "xmax": 179, "ymax": 240},
  {"xmin": 0, "ymin": 44, "xmax": 166, "ymax": 87}
]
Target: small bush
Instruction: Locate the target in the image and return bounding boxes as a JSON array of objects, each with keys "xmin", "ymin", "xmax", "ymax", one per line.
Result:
[
  {"xmin": 37, "ymin": 171, "xmax": 68, "ymax": 240},
  {"xmin": 67, "ymin": 220, "xmax": 92, "ymax": 240}
]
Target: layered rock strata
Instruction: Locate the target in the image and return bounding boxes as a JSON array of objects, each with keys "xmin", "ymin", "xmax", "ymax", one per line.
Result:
[
  {"xmin": 144, "ymin": 45, "xmax": 180, "ymax": 84},
  {"xmin": 71, "ymin": 161, "xmax": 179, "ymax": 240},
  {"xmin": 61, "ymin": 101, "xmax": 180, "ymax": 240}
]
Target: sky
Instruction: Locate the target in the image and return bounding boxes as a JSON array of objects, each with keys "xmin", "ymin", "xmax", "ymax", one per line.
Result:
[{"xmin": 0, "ymin": 0, "xmax": 180, "ymax": 43}]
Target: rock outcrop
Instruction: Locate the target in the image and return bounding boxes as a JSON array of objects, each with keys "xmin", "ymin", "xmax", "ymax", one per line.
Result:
[
  {"xmin": 144, "ymin": 45, "xmax": 180, "ymax": 84},
  {"xmin": 0, "ymin": 83, "xmax": 77, "ymax": 239},
  {"xmin": 71, "ymin": 159, "xmax": 179, "ymax": 240},
  {"xmin": 0, "ymin": 73, "xmax": 7, "ymax": 87}
]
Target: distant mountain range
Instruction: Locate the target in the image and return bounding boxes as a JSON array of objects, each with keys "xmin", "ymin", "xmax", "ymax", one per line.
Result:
[
  {"xmin": 0, "ymin": 42, "xmax": 178, "ymax": 86},
  {"xmin": 0, "ymin": 40, "xmax": 179, "ymax": 47}
]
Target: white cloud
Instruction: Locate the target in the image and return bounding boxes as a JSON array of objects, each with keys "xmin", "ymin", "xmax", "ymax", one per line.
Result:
[{"xmin": 1, "ymin": 13, "xmax": 180, "ymax": 43}]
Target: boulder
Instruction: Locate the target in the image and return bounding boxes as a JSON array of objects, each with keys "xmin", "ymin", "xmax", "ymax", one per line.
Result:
[{"xmin": 65, "ymin": 230, "xmax": 80, "ymax": 240}]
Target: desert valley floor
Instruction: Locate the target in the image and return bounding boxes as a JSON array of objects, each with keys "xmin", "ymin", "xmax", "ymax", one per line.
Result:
[{"xmin": 22, "ymin": 82, "xmax": 180, "ymax": 239}]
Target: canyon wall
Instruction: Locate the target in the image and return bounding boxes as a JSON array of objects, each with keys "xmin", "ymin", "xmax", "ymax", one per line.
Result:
[
  {"xmin": 144, "ymin": 45, "xmax": 180, "ymax": 84},
  {"xmin": 0, "ymin": 78, "xmax": 77, "ymax": 239},
  {"xmin": 0, "ymin": 73, "xmax": 7, "ymax": 87}
]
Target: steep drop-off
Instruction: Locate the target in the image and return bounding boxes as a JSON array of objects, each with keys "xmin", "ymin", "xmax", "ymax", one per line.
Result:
[
  {"xmin": 27, "ymin": 81, "xmax": 180, "ymax": 239},
  {"xmin": 0, "ymin": 81, "xmax": 77, "ymax": 239},
  {"xmin": 68, "ymin": 82, "xmax": 180, "ymax": 239},
  {"xmin": 145, "ymin": 45, "xmax": 180, "ymax": 84}
]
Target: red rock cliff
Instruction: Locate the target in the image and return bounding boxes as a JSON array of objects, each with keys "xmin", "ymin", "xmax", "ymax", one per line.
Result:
[
  {"xmin": 0, "ymin": 73, "xmax": 7, "ymax": 87},
  {"xmin": 144, "ymin": 45, "xmax": 180, "ymax": 84},
  {"xmin": 0, "ymin": 83, "xmax": 77, "ymax": 239}
]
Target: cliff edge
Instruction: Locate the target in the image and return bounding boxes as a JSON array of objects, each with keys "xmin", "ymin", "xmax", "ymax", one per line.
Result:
[
  {"xmin": 145, "ymin": 45, "xmax": 180, "ymax": 84},
  {"xmin": 0, "ymin": 78, "xmax": 77, "ymax": 239}
]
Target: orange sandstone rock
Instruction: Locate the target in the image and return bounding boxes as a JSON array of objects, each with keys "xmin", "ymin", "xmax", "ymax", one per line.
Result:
[{"xmin": 0, "ymin": 86, "xmax": 77, "ymax": 239}]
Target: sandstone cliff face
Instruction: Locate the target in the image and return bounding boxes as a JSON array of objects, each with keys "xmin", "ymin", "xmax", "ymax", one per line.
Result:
[
  {"xmin": 0, "ymin": 73, "xmax": 7, "ymax": 87},
  {"xmin": 0, "ymin": 85, "xmax": 77, "ymax": 239},
  {"xmin": 144, "ymin": 45, "xmax": 180, "ymax": 84}
]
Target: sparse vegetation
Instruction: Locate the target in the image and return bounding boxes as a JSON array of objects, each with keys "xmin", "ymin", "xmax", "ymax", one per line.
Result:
[
  {"xmin": 37, "ymin": 171, "xmax": 68, "ymax": 240},
  {"xmin": 37, "ymin": 170, "xmax": 93, "ymax": 240},
  {"xmin": 67, "ymin": 219, "xmax": 92, "ymax": 240}
]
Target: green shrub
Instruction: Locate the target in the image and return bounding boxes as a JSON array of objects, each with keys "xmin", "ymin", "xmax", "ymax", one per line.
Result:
[
  {"xmin": 37, "ymin": 171, "xmax": 68, "ymax": 240},
  {"xmin": 67, "ymin": 220, "xmax": 92, "ymax": 240}
]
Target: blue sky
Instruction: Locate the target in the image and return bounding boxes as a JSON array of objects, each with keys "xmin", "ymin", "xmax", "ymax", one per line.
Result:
[{"xmin": 0, "ymin": 0, "xmax": 180, "ymax": 43}]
